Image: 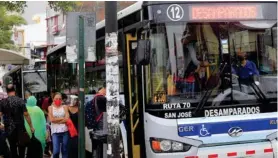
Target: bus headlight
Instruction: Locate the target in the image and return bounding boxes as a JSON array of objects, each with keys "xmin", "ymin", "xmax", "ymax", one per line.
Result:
[
  {"xmin": 150, "ymin": 137, "xmax": 191, "ymax": 153},
  {"xmin": 160, "ymin": 140, "xmax": 171, "ymax": 151},
  {"xmin": 172, "ymin": 141, "xmax": 184, "ymax": 151}
]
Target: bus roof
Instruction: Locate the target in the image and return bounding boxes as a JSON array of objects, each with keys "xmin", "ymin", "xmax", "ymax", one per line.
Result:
[
  {"xmin": 96, "ymin": 1, "xmax": 143, "ymax": 30},
  {"xmin": 2, "ymin": 66, "xmax": 21, "ymax": 83}
]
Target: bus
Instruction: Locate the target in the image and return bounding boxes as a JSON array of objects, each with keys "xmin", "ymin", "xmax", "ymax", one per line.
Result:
[
  {"xmin": 47, "ymin": 1, "xmax": 277, "ymax": 158},
  {"xmin": 3, "ymin": 59, "xmax": 47, "ymax": 100}
]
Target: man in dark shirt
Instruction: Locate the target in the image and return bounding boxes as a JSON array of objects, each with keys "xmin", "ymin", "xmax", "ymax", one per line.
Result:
[{"xmin": 0, "ymin": 84, "xmax": 34, "ymax": 158}]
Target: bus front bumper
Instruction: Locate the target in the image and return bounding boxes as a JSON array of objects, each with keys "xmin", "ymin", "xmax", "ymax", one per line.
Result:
[{"xmin": 146, "ymin": 140, "xmax": 277, "ymax": 158}]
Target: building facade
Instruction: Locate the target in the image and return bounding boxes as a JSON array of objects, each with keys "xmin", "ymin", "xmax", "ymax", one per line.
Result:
[
  {"xmin": 13, "ymin": 13, "xmax": 47, "ymax": 60},
  {"xmin": 46, "ymin": 1, "xmax": 136, "ymax": 49}
]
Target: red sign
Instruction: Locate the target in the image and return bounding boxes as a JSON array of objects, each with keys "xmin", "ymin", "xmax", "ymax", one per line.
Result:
[{"xmin": 191, "ymin": 6, "xmax": 258, "ymax": 20}]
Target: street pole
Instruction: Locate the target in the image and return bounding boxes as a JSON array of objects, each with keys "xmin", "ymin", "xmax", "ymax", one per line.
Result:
[
  {"xmin": 105, "ymin": 1, "xmax": 121, "ymax": 158},
  {"xmin": 78, "ymin": 15, "xmax": 86, "ymax": 158}
]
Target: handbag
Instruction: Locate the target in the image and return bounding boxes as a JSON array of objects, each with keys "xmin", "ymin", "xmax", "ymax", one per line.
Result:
[{"xmin": 66, "ymin": 119, "xmax": 78, "ymax": 138}]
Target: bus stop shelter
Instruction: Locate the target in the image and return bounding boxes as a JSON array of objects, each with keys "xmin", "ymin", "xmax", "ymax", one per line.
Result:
[
  {"xmin": 0, "ymin": 48, "xmax": 30, "ymax": 65},
  {"xmin": 0, "ymin": 48, "xmax": 30, "ymax": 97}
]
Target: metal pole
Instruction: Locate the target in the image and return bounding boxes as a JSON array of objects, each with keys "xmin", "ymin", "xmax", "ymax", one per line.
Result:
[
  {"xmin": 78, "ymin": 15, "xmax": 86, "ymax": 158},
  {"xmin": 105, "ymin": 1, "xmax": 121, "ymax": 158},
  {"xmin": 21, "ymin": 66, "xmax": 24, "ymax": 99}
]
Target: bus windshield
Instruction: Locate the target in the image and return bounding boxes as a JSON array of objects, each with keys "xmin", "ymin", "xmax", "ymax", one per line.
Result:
[{"xmin": 148, "ymin": 21, "xmax": 277, "ymax": 108}]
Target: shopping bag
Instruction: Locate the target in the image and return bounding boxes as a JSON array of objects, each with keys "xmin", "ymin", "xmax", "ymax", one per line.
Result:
[{"xmin": 66, "ymin": 119, "xmax": 78, "ymax": 138}]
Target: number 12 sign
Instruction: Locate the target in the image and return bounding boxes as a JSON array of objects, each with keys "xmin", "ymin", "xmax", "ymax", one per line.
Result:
[{"xmin": 167, "ymin": 4, "xmax": 184, "ymax": 21}]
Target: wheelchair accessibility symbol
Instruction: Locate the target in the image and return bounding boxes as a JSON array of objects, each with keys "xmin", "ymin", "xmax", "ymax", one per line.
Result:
[{"xmin": 199, "ymin": 124, "xmax": 211, "ymax": 137}]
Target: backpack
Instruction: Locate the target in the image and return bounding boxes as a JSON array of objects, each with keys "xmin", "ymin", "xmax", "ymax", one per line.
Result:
[{"xmin": 91, "ymin": 94, "xmax": 107, "ymax": 130}]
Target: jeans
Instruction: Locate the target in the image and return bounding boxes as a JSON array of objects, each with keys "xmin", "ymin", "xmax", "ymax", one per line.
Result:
[{"xmin": 52, "ymin": 132, "xmax": 69, "ymax": 158}]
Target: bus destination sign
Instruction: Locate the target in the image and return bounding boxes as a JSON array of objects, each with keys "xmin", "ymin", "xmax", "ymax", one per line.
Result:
[
  {"xmin": 150, "ymin": 3, "xmax": 278, "ymax": 22},
  {"xmin": 190, "ymin": 6, "xmax": 258, "ymax": 20}
]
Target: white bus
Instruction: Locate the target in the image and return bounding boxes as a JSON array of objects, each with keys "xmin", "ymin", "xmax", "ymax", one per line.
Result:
[
  {"xmin": 48, "ymin": 1, "xmax": 277, "ymax": 158},
  {"xmin": 3, "ymin": 59, "xmax": 47, "ymax": 100}
]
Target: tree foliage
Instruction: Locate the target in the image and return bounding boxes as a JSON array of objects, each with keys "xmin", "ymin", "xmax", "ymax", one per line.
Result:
[
  {"xmin": 0, "ymin": 1, "xmax": 79, "ymax": 50},
  {"xmin": 0, "ymin": 1, "xmax": 80, "ymax": 13},
  {"xmin": 48, "ymin": 1, "xmax": 81, "ymax": 12},
  {"xmin": 0, "ymin": 1, "xmax": 27, "ymax": 13},
  {"xmin": 0, "ymin": 6, "xmax": 26, "ymax": 50}
]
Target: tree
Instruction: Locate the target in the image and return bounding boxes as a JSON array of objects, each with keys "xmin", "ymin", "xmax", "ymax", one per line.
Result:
[
  {"xmin": 0, "ymin": 1, "xmax": 80, "ymax": 13},
  {"xmin": 0, "ymin": 6, "xmax": 26, "ymax": 50},
  {"xmin": 0, "ymin": 1, "xmax": 27, "ymax": 13},
  {"xmin": 0, "ymin": 1, "xmax": 79, "ymax": 50},
  {"xmin": 48, "ymin": 1, "xmax": 81, "ymax": 12}
]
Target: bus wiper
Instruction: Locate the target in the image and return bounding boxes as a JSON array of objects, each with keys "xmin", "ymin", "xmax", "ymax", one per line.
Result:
[
  {"xmin": 193, "ymin": 62, "xmax": 227, "ymax": 116},
  {"xmin": 240, "ymin": 77, "xmax": 269, "ymax": 104},
  {"xmin": 252, "ymin": 82, "xmax": 268, "ymax": 103}
]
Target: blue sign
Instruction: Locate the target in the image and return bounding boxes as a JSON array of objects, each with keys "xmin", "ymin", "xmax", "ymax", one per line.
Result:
[
  {"xmin": 178, "ymin": 117, "xmax": 277, "ymax": 137},
  {"xmin": 199, "ymin": 124, "xmax": 212, "ymax": 137},
  {"xmin": 178, "ymin": 124, "xmax": 212, "ymax": 137}
]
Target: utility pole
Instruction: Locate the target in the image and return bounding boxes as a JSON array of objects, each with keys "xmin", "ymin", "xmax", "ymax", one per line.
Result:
[
  {"xmin": 105, "ymin": 1, "xmax": 121, "ymax": 158},
  {"xmin": 78, "ymin": 15, "xmax": 86, "ymax": 158}
]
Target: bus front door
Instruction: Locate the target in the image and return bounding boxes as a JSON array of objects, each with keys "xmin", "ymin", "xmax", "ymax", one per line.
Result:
[{"xmin": 124, "ymin": 33, "xmax": 144, "ymax": 158}]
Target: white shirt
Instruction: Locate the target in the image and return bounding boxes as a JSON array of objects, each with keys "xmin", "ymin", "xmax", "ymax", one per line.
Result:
[{"xmin": 50, "ymin": 106, "xmax": 68, "ymax": 134}]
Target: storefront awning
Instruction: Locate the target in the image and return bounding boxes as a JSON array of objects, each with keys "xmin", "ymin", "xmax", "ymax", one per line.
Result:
[
  {"xmin": 47, "ymin": 42, "xmax": 66, "ymax": 56},
  {"xmin": 30, "ymin": 41, "xmax": 47, "ymax": 50},
  {"xmin": 0, "ymin": 48, "xmax": 30, "ymax": 65}
]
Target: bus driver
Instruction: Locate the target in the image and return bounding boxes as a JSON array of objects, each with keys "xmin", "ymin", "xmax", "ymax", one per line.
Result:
[{"xmin": 232, "ymin": 50, "xmax": 260, "ymax": 84}]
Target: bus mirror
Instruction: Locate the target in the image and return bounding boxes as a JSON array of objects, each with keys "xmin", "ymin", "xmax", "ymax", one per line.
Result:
[{"xmin": 136, "ymin": 39, "xmax": 151, "ymax": 65}]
